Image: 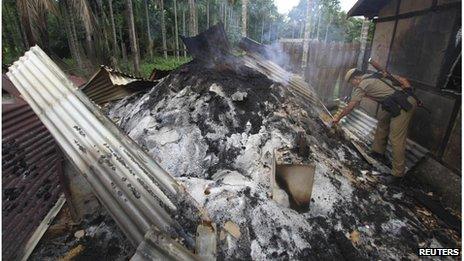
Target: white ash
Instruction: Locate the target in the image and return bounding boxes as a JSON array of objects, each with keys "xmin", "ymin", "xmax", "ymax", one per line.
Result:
[{"xmin": 106, "ymin": 61, "xmax": 458, "ymax": 260}]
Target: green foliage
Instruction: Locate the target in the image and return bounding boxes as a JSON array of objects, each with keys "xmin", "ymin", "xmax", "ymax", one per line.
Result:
[{"xmin": 139, "ymin": 56, "xmax": 192, "ymax": 78}]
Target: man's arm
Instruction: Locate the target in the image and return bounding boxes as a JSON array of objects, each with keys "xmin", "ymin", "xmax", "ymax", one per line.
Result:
[
  {"xmin": 332, "ymin": 100, "xmax": 360, "ymax": 124},
  {"xmin": 391, "ymin": 74, "xmax": 411, "ymax": 88}
]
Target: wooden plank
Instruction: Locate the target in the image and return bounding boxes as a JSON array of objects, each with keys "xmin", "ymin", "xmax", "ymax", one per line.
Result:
[
  {"xmin": 20, "ymin": 194, "xmax": 66, "ymax": 261},
  {"xmin": 325, "ymin": 42, "xmax": 341, "ymax": 101},
  {"xmin": 333, "ymin": 42, "xmax": 347, "ymax": 99}
]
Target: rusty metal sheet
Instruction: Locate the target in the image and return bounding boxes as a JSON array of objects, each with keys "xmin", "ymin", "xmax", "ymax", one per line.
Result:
[
  {"xmin": 82, "ymin": 66, "xmax": 156, "ymax": 105},
  {"xmin": 2, "ymin": 74, "xmax": 63, "ymax": 261},
  {"xmin": 7, "ymin": 46, "xmax": 203, "ymax": 258}
]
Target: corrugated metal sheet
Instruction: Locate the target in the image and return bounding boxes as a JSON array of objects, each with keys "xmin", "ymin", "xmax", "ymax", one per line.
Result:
[
  {"xmin": 342, "ymin": 107, "xmax": 429, "ymax": 171},
  {"xmin": 130, "ymin": 226, "xmax": 200, "ymax": 261},
  {"xmin": 81, "ymin": 66, "xmax": 156, "ymax": 105},
  {"xmin": 2, "ymin": 74, "xmax": 63, "ymax": 260},
  {"xmin": 7, "ymin": 46, "xmax": 201, "ymax": 259}
]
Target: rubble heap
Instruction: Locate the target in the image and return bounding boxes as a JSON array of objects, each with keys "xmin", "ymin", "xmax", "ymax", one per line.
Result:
[{"xmin": 107, "ymin": 58, "xmax": 459, "ymax": 259}]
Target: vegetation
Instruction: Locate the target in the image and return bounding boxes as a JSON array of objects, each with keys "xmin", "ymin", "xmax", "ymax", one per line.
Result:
[
  {"xmin": 139, "ymin": 56, "xmax": 192, "ymax": 78},
  {"xmin": 2, "ymin": 0, "xmax": 371, "ymax": 78}
]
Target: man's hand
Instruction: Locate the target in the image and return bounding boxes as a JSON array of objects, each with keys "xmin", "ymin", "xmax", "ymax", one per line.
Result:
[
  {"xmin": 332, "ymin": 116, "xmax": 341, "ymax": 126},
  {"xmin": 393, "ymin": 75, "xmax": 411, "ymax": 88}
]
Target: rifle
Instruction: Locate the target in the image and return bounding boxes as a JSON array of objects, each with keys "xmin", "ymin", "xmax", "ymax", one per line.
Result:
[{"xmin": 368, "ymin": 58, "xmax": 431, "ymax": 114}]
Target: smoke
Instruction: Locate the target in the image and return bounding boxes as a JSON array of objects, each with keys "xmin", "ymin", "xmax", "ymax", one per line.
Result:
[{"xmin": 263, "ymin": 42, "xmax": 292, "ymax": 70}]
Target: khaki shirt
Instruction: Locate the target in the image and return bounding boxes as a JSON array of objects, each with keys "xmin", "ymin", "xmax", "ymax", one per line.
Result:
[{"xmin": 351, "ymin": 74, "xmax": 401, "ymax": 103}]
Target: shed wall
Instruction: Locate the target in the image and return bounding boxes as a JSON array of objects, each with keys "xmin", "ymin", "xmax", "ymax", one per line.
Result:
[{"xmin": 366, "ymin": 0, "xmax": 461, "ymax": 163}]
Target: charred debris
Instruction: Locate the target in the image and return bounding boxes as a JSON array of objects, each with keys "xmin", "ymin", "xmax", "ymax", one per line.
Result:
[{"xmin": 6, "ymin": 25, "xmax": 461, "ymax": 260}]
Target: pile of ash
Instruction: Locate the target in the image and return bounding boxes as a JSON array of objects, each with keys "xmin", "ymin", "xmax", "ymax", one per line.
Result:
[
  {"xmin": 30, "ymin": 205, "xmax": 134, "ymax": 260},
  {"xmin": 106, "ymin": 59, "xmax": 459, "ymax": 260}
]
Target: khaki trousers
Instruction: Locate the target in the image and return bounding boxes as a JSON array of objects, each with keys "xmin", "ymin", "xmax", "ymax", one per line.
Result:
[{"xmin": 372, "ymin": 97, "xmax": 417, "ymax": 177}]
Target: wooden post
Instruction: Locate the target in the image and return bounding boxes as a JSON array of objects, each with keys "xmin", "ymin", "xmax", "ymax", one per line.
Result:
[{"xmin": 357, "ymin": 17, "xmax": 370, "ymax": 69}]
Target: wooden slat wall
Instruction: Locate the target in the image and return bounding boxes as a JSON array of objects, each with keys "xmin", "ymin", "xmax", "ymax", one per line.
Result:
[{"xmin": 280, "ymin": 39, "xmax": 360, "ymax": 102}]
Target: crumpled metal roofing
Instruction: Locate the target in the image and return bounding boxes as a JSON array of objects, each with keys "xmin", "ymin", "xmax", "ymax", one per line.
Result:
[
  {"xmin": 342, "ymin": 107, "xmax": 429, "ymax": 171},
  {"xmin": 81, "ymin": 66, "xmax": 156, "ymax": 105},
  {"xmin": 7, "ymin": 46, "xmax": 202, "ymax": 259},
  {"xmin": 2, "ymin": 74, "xmax": 63, "ymax": 260}
]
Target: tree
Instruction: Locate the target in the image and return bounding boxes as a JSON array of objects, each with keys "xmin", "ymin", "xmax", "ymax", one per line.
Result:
[
  {"xmin": 241, "ymin": 0, "xmax": 247, "ymax": 37},
  {"xmin": 144, "ymin": 0, "xmax": 153, "ymax": 59},
  {"xmin": 173, "ymin": 0, "xmax": 180, "ymax": 59},
  {"xmin": 188, "ymin": 0, "xmax": 198, "ymax": 36},
  {"xmin": 301, "ymin": 0, "xmax": 312, "ymax": 72},
  {"xmin": 60, "ymin": 1, "xmax": 85, "ymax": 71},
  {"xmin": 125, "ymin": 0, "xmax": 140, "ymax": 73},
  {"xmin": 206, "ymin": 0, "xmax": 210, "ymax": 28},
  {"xmin": 16, "ymin": 0, "xmax": 59, "ymax": 50},
  {"xmin": 182, "ymin": 6, "xmax": 187, "ymax": 57},
  {"xmin": 107, "ymin": 0, "xmax": 119, "ymax": 65},
  {"xmin": 160, "ymin": 0, "xmax": 168, "ymax": 59}
]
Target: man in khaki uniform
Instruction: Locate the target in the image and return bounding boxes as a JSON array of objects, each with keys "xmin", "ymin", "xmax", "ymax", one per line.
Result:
[{"xmin": 333, "ymin": 68, "xmax": 417, "ymax": 183}]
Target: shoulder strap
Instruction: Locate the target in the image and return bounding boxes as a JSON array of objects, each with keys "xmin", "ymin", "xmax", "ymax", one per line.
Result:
[{"xmin": 365, "ymin": 73, "xmax": 401, "ymax": 92}]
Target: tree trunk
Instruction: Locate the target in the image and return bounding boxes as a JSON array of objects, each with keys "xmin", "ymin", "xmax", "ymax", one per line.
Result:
[
  {"xmin": 224, "ymin": 3, "xmax": 227, "ymax": 32},
  {"xmin": 220, "ymin": 2, "xmax": 223, "ymax": 23},
  {"xmin": 173, "ymin": 0, "xmax": 180, "ymax": 59},
  {"xmin": 260, "ymin": 19, "xmax": 264, "ymax": 43},
  {"xmin": 63, "ymin": 2, "xmax": 84, "ymax": 71},
  {"xmin": 301, "ymin": 0, "xmax": 313, "ymax": 76},
  {"xmin": 299, "ymin": 21, "xmax": 304, "ymax": 38},
  {"xmin": 268, "ymin": 22, "xmax": 271, "ymax": 43},
  {"xmin": 182, "ymin": 8, "xmax": 187, "ymax": 57},
  {"xmin": 97, "ymin": 0, "xmax": 110, "ymax": 57},
  {"xmin": 160, "ymin": 0, "xmax": 168, "ymax": 59},
  {"xmin": 188, "ymin": 0, "xmax": 197, "ymax": 36},
  {"xmin": 316, "ymin": 9, "xmax": 322, "ymax": 40},
  {"xmin": 125, "ymin": 0, "xmax": 140, "ymax": 74},
  {"xmin": 144, "ymin": 0, "xmax": 153, "ymax": 59},
  {"xmin": 108, "ymin": 0, "xmax": 119, "ymax": 57},
  {"xmin": 241, "ymin": 0, "xmax": 247, "ymax": 37},
  {"xmin": 64, "ymin": 12, "xmax": 84, "ymax": 71},
  {"xmin": 292, "ymin": 22, "xmax": 296, "ymax": 39},
  {"xmin": 206, "ymin": 0, "xmax": 210, "ymax": 28},
  {"xmin": 119, "ymin": 26, "xmax": 128, "ymax": 65},
  {"xmin": 324, "ymin": 16, "xmax": 331, "ymax": 43}
]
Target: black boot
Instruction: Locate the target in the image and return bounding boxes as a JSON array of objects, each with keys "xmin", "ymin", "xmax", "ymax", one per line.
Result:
[{"xmin": 369, "ymin": 151, "xmax": 390, "ymax": 166}]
